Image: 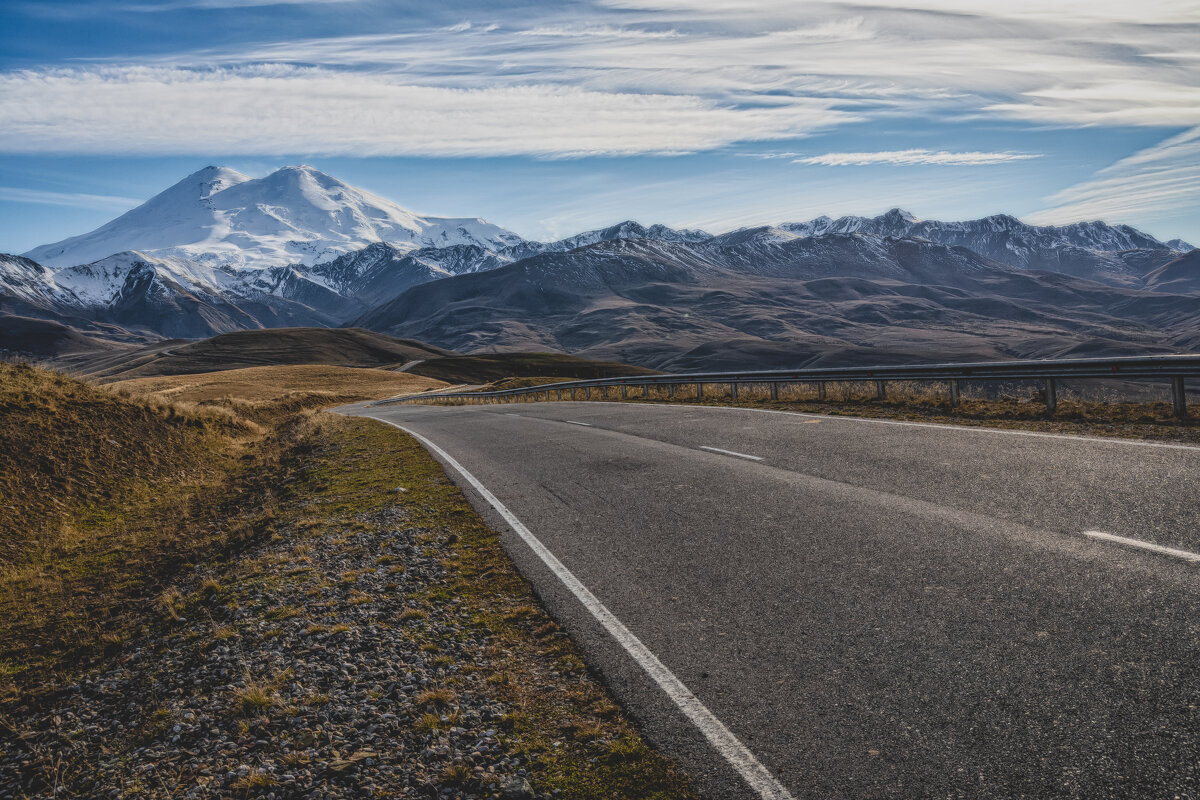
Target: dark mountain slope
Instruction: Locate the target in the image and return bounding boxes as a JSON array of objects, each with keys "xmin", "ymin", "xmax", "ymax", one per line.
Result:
[
  {"xmin": 354, "ymin": 237, "xmax": 1195, "ymax": 371},
  {"xmin": 0, "ymin": 315, "xmax": 134, "ymax": 360},
  {"xmin": 1143, "ymin": 250, "xmax": 1200, "ymax": 295}
]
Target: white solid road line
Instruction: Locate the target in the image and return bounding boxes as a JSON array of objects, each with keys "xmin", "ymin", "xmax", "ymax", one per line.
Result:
[
  {"xmin": 700, "ymin": 445, "xmax": 764, "ymax": 462},
  {"xmin": 564, "ymin": 420, "xmax": 594, "ymax": 427},
  {"xmin": 367, "ymin": 416, "xmax": 796, "ymax": 800},
  {"xmin": 1084, "ymin": 530, "xmax": 1200, "ymax": 563}
]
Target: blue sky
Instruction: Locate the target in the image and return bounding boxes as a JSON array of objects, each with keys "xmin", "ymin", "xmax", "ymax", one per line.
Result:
[{"xmin": 1, "ymin": 0, "xmax": 1197, "ymax": 253}]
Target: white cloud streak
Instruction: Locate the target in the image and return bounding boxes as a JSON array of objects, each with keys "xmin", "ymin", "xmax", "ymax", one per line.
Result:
[
  {"xmin": 180, "ymin": 5, "xmax": 1200, "ymax": 129},
  {"xmin": 794, "ymin": 149, "xmax": 1041, "ymax": 166},
  {"xmin": 598, "ymin": 0, "xmax": 1200, "ymax": 26},
  {"xmin": 1028, "ymin": 127, "xmax": 1200, "ymax": 225},
  {"xmin": 3, "ymin": 0, "xmax": 1198, "ymax": 233},
  {"xmin": 0, "ymin": 185, "xmax": 141, "ymax": 210},
  {"xmin": 0, "ymin": 67, "xmax": 856, "ymax": 157}
]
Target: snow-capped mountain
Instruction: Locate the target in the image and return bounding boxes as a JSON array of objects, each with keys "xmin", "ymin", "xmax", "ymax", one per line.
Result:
[
  {"xmin": 0, "ymin": 253, "xmax": 79, "ymax": 309},
  {"xmin": 9, "ymin": 250, "xmax": 351, "ymax": 338},
  {"xmin": 305, "ymin": 242, "xmax": 515, "ymax": 308},
  {"xmin": 778, "ymin": 208, "xmax": 1172, "ymax": 252},
  {"xmin": 25, "ymin": 165, "xmax": 524, "ymax": 269},
  {"xmin": 499, "ymin": 220, "xmax": 712, "ymax": 263},
  {"xmin": 4, "ymin": 166, "xmax": 1198, "ymax": 348},
  {"xmin": 777, "ymin": 209, "xmax": 1189, "ymax": 285}
]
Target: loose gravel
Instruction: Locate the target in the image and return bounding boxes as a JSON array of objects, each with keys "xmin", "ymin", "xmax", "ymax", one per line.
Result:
[{"xmin": 2, "ymin": 506, "xmax": 552, "ymax": 799}]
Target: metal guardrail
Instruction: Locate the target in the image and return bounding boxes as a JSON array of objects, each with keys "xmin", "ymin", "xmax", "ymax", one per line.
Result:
[{"xmin": 380, "ymin": 354, "xmax": 1200, "ymax": 418}]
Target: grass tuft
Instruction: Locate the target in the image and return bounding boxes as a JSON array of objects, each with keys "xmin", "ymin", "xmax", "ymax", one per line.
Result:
[{"xmin": 231, "ymin": 683, "xmax": 275, "ymax": 716}]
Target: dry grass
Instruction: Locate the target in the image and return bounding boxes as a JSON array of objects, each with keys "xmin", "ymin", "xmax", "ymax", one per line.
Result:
[
  {"xmin": 480, "ymin": 376, "xmax": 578, "ymax": 391},
  {"xmin": 0, "ymin": 361, "xmax": 331, "ymax": 700},
  {"xmin": 284, "ymin": 416, "xmax": 696, "ymax": 798},
  {"xmin": 0, "ymin": 362, "xmax": 252, "ymax": 564},
  {"xmin": 440, "ymin": 763, "xmax": 474, "ymax": 786},
  {"xmin": 1, "ymin": 363, "xmax": 696, "ymax": 798},
  {"xmin": 231, "ymin": 683, "xmax": 276, "ymax": 716},
  {"xmin": 438, "ymin": 376, "xmax": 1200, "ymax": 443},
  {"xmin": 110, "ymin": 364, "xmax": 446, "ymax": 410},
  {"xmin": 415, "ymin": 687, "xmax": 456, "ymax": 709},
  {"xmin": 408, "ymin": 352, "xmax": 658, "ymax": 385}
]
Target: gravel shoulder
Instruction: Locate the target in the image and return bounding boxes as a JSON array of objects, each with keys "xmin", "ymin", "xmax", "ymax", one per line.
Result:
[{"xmin": 0, "ymin": 414, "xmax": 696, "ymax": 800}]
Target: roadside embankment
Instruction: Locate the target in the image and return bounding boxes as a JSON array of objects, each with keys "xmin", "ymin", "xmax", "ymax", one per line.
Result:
[{"xmin": 0, "ymin": 364, "xmax": 695, "ymax": 800}]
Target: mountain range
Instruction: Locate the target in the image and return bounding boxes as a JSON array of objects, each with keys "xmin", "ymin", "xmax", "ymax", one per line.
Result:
[{"xmin": 2, "ymin": 165, "xmax": 1198, "ymax": 369}]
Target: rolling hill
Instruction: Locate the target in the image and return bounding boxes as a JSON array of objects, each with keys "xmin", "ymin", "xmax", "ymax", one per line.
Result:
[
  {"xmin": 62, "ymin": 327, "xmax": 456, "ymax": 381},
  {"xmin": 354, "ymin": 236, "xmax": 1200, "ymax": 371}
]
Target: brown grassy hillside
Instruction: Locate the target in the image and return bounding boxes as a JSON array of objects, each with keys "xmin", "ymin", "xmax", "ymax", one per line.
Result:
[
  {"xmin": 0, "ymin": 362, "xmax": 279, "ymax": 692},
  {"xmin": 110, "ymin": 364, "xmax": 446, "ymax": 416},
  {"xmin": 62, "ymin": 327, "xmax": 456, "ymax": 381},
  {"xmin": 0, "ymin": 362, "xmax": 697, "ymax": 800}
]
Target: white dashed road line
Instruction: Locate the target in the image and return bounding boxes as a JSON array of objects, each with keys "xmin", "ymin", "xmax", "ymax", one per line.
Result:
[
  {"xmin": 1084, "ymin": 530, "xmax": 1200, "ymax": 563},
  {"xmin": 565, "ymin": 420, "xmax": 594, "ymax": 427},
  {"xmin": 700, "ymin": 445, "xmax": 764, "ymax": 462}
]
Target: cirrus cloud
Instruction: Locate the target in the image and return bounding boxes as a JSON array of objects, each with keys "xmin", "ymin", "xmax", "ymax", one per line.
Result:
[
  {"xmin": 793, "ymin": 149, "xmax": 1041, "ymax": 166},
  {"xmin": 0, "ymin": 66, "xmax": 858, "ymax": 157}
]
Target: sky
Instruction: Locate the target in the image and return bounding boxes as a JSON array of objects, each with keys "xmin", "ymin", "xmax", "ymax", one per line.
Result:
[{"xmin": 1, "ymin": 0, "xmax": 1197, "ymax": 253}]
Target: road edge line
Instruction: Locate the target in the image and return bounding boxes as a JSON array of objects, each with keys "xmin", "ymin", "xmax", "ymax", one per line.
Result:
[{"xmin": 365, "ymin": 415, "xmax": 796, "ymax": 800}]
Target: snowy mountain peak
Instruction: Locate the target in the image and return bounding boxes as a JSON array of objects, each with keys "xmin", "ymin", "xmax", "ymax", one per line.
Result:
[
  {"xmin": 881, "ymin": 208, "xmax": 921, "ymax": 225},
  {"xmin": 186, "ymin": 165, "xmax": 252, "ymax": 198},
  {"xmin": 24, "ymin": 166, "xmax": 525, "ymax": 269}
]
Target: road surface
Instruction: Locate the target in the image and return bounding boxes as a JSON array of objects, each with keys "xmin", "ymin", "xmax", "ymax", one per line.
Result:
[{"xmin": 337, "ymin": 399, "xmax": 1200, "ymax": 800}]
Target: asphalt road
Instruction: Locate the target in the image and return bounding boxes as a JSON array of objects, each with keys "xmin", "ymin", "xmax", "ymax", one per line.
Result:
[{"xmin": 338, "ymin": 399, "xmax": 1200, "ymax": 800}]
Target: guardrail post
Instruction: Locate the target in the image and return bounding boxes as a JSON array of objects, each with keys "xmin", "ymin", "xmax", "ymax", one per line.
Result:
[
  {"xmin": 1172, "ymin": 376, "xmax": 1187, "ymax": 419},
  {"xmin": 875, "ymin": 380, "xmax": 886, "ymax": 400},
  {"xmin": 696, "ymin": 382, "xmax": 704, "ymax": 400},
  {"xmin": 557, "ymin": 388, "xmax": 562, "ymax": 401},
  {"xmin": 730, "ymin": 382, "xmax": 738, "ymax": 400},
  {"xmin": 585, "ymin": 386, "xmax": 591, "ymax": 400},
  {"xmin": 668, "ymin": 384, "xmax": 675, "ymax": 399},
  {"xmin": 621, "ymin": 384, "xmax": 628, "ymax": 399},
  {"xmin": 642, "ymin": 384, "xmax": 650, "ymax": 398},
  {"xmin": 1044, "ymin": 378, "xmax": 1057, "ymax": 414},
  {"xmin": 770, "ymin": 382, "xmax": 779, "ymax": 401},
  {"xmin": 950, "ymin": 380, "xmax": 960, "ymax": 407},
  {"xmin": 571, "ymin": 387, "xmax": 577, "ymax": 400},
  {"xmin": 818, "ymin": 382, "xmax": 826, "ymax": 401}
]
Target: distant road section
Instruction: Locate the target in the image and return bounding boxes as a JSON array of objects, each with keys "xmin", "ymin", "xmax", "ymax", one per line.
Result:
[{"xmin": 340, "ymin": 400, "xmax": 1200, "ymax": 800}]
